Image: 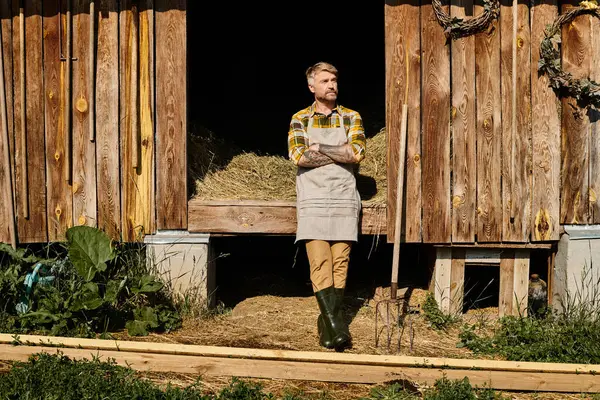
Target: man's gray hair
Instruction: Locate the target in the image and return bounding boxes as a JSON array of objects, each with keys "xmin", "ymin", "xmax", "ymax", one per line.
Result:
[{"xmin": 306, "ymin": 62, "xmax": 338, "ymax": 86}]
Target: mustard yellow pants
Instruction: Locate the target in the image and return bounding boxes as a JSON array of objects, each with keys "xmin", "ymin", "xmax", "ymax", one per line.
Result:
[{"xmin": 305, "ymin": 240, "xmax": 352, "ymax": 292}]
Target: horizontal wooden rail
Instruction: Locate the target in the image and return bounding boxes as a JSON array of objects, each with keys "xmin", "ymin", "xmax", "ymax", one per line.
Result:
[
  {"xmin": 1, "ymin": 334, "xmax": 600, "ymax": 393},
  {"xmin": 187, "ymin": 199, "xmax": 386, "ymax": 235}
]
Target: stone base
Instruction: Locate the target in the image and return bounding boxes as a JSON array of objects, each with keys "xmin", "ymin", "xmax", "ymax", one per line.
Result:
[
  {"xmin": 144, "ymin": 230, "xmax": 215, "ymax": 309},
  {"xmin": 553, "ymin": 225, "xmax": 600, "ymax": 312}
]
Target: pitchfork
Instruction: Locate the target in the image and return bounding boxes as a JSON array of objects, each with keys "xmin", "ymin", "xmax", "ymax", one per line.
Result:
[{"xmin": 374, "ymin": 103, "xmax": 410, "ymax": 352}]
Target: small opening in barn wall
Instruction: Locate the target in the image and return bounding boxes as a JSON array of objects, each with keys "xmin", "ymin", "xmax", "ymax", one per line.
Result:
[
  {"xmin": 187, "ymin": 1, "xmax": 386, "ymax": 200},
  {"xmin": 462, "ymin": 265, "xmax": 500, "ymax": 312}
]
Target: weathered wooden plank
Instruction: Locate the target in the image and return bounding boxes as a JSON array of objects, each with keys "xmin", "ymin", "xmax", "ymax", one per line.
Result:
[
  {"xmin": 96, "ymin": 0, "xmax": 120, "ymax": 239},
  {"xmin": 43, "ymin": 0, "xmax": 73, "ymax": 241},
  {"xmin": 499, "ymin": 250, "xmax": 515, "ymax": 317},
  {"xmin": 501, "ymin": 0, "xmax": 531, "ymax": 242},
  {"xmin": 434, "ymin": 247, "xmax": 452, "ymax": 313},
  {"xmin": 0, "ymin": 2, "xmax": 14, "ymax": 245},
  {"xmin": 156, "ymin": 0, "xmax": 187, "ymax": 229},
  {"xmin": 140, "ymin": 0, "xmax": 155, "ymax": 235},
  {"xmin": 450, "ymin": 0, "xmax": 476, "ymax": 243},
  {"xmin": 72, "ymin": 0, "xmax": 96, "ymax": 228},
  {"xmin": 13, "ymin": 0, "xmax": 46, "ymax": 242},
  {"xmin": 385, "ymin": 0, "xmax": 421, "ymax": 244},
  {"xmin": 421, "ymin": 0, "xmax": 451, "ymax": 243},
  {"xmin": 560, "ymin": 1, "xmax": 590, "ymax": 224},
  {"xmin": 121, "ymin": 0, "xmax": 155, "ymax": 242},
  {"xmin": 475, "ymin": 0, "xmax": 502, "ymax": 242},
  {"xmin": 450, "ymin": 248, "xmax": 465, "ymax": 315},
  {"xmin": 590, "ymin": 10, "xmax": 600, "ymax": 223},
  {"xmin": 188, "ymin": 200, "xmax": 386, "ymax": 235},
  {"xmin": 513, "ymin": 248, "xmax": 529, "ymax": 315},
  {"xmin": 7, "ymin": 344, "xmax": 600, "ymax": 391},
  {"xmin": 531, "ymin": 0, "xmax": 560, "ymax": 240}
]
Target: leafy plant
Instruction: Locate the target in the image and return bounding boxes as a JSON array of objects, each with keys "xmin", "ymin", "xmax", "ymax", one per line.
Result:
[
  {"xmin": 422, "ymin": 292, "xmax": 459, "ymax": 331},
  {"xmin": 0, "ymin": 226, "xmax": 182, "ymax": 337}
]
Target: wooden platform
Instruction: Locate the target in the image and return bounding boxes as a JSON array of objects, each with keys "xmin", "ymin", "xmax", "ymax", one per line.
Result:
[{"xmin": 188, "ymin": 199, "xmax": 387, "ymax": 235}]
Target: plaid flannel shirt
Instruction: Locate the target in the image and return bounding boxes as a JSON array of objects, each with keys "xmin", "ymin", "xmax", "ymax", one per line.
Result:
[{"xmin": 287, "ymin": 103, "xmax": 366, "ymax": 165}]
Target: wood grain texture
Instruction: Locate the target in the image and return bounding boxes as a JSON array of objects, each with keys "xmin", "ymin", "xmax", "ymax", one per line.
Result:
[
  {"xmin": 450, "ymin": 0, "xmax": 476, "ymax": 243},
  {"xmin": 475, "ymin": 2, "xmax": 502, "ymax": 242},
  {"xmin": 385, "ymin": 0, "xmax": 421, "ymax": 244},
  {"xmin": 72, "ymin": 0, "xmax": 97, "ymax": 228},
  {"xmin": 121, "ymin": 0, "xmax": 155, "ymax": 242},
  {"xmin": 590, "ymin": 10, "xmax": 600, "ymax": 223},
  {"xmin": 0, "ymin": 2, "xmax": 14, "ymax": 244},
  {"xmin": 500, "ymin": 0, "xmax": 531, "ymax": 242},
  {"xmin": 96, "ymin": 0, "xmax": 120, "ymax": 239},
  {"xmin": 14, "ymin": 0, "xmax": 47, "ymax": 242},
  {"xmin": 156, "ymin": 0, "xmax": 187, "ymax": 229},
  {"xmin": 139, "ymin": 0, "xmax": 155, "ymax": 235},
  {"xmin": 560, "ymin": 0, "xmax": 590, "ymax": 224},
  {"xmin": 450, "ymin": 248, "xmax": 466, "ymax": 315},
  {"xmin": 44, "ymin": 0, "xmax": 73, "ymax": 241},
  {"xmin": 499, "ymin": 250, "xmax": 515, "ymax": 317},
  {"xmin": 531, "ymin": 0, "xmax": 560, "ymax": 240},
  {"xmin": 421, "ymin": 0, "xmax": 451, "ymax": 243},
  {"xmin": 188, "ymin": 200, "xmax": 386, "ymax": 235}
]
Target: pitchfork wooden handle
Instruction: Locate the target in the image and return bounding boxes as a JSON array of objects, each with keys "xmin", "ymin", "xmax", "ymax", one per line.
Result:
[{"xmin": 391, "ymin": 104, "xmax": 408, "ymax": 300}]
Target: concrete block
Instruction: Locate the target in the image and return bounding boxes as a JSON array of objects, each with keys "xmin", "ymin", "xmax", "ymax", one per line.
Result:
[
  {"xmin": 553, "ymin": 225, "xmax": 600, "ymax": 312},
  {"xmin": 144, "ymin": 230, "xmax": 216, "ymax": 309}
]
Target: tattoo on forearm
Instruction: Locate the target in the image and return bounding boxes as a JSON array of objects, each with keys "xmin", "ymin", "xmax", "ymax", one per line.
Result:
[
  {"xmin": 298, "ymin": 150, "xmax": 334, "ymax": 167},
  {"xmin": 318, "ymin": 144, "xmax": 357, "ymax": 164}
]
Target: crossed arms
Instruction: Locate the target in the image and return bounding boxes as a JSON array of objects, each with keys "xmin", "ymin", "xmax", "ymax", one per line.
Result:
[{"xmin": 298, "ymin": 143, "xmax": 359, "ymax": 167}]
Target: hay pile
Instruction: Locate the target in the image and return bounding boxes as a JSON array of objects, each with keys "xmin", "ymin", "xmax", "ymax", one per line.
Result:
[{"xmin": 191, "ymin": 128, "xmax": 387, "ymax": 204}]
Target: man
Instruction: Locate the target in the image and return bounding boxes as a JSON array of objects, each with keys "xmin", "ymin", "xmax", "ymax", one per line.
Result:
[{"xmin": 287, "ymin": 62, "xmax": 366, "ymax": 351}]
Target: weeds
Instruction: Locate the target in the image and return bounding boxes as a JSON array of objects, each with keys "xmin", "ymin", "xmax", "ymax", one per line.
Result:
[
  {"xmin": 422, "ymin": 292, "xmax": 459, "ymax": 331},
  {"xmin": 0, "ymin": 226, "xmax": 181, "ymax": 337},
  {"xmin": 459, "ymin": 262, "xmax": 600, "ymax": 364},
  {"xmin": 0, "ymin": 353, "xmax": 512, "ymax": 400}
]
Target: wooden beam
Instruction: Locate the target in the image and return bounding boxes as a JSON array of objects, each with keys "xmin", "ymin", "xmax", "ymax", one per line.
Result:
[
  {"xmin": 450, "ymin": 0, "xmax": 476, "ymax": 243},
  {"xmin": 188, "ymin": 200, "xmax": 386, "ymax": 235},
  {"xmin": 433, "ymin": 242, "xmax": 554, "ymax": 249},
  {"xmin": 156, "ymin": 0, "xmax": 187, "ymax": 229},
  {"xmin": 3, "ymin": 334, "xmax": 600, "ymax": 374},
  {"xmin": 475, "ymin": 0, "xmax": 502, "ymax": 242},
  {"xmin": 2, "ymin": 338, "xmax": 600, "ymax": 392},
  {"xmin": 499, "ymin": 250, "xmax": 515, "ymax": 317},
  {"xmin": 43, "ymin": 0, "xmax": 73, "ymax": 241},
  {"xmin": 385, "ymin": 0, "xmax": 421, "ymax": 243},
  {"xmin": 500, "ymin": 0, "xmax": 531, "ymax": 242},
  {"xmin": 530, "ymin": 0, "xmax": 559, "ymax": 240},
  {"xmin": 450, "ymin": 248, "xmax": 466, "ymax": 315},
  {"xmin": 434, "ymin": 247, "xmax": 452, "ymax": 313},
  {"xmin": 560, "ymin": 0, "xmax": 591, "ymax": 224},
  {"xmin": 96, "ymin": 0, "xmax": 120, "ymax": 239},
  {"xmin": 72, "ymin": 0, "xmax": 97, "ymax": 228},
  {"xmin": 421, "ymin": 0, "xmax": 451, "ymax": 243},
  {"xmin": 14, "ymin": 0, "xmax": 47, "ymax": 242}
]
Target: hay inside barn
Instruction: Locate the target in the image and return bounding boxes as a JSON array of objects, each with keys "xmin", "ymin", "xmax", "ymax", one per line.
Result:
[{"xmin": 189, "ymin": 127, "xmax": 387, "ymax": 205}]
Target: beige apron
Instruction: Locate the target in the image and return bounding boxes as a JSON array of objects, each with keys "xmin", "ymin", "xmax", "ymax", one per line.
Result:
[{"xmin": 295, "ymin": 110, "xmax": 361, "ymax": 243}]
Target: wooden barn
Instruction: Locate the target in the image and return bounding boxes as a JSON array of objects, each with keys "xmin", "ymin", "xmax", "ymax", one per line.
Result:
[{"xmin": 0, "ymin": 0, "xmax": 599, "ymax": 314}]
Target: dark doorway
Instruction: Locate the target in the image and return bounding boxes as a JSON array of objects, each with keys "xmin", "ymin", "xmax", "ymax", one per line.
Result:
[{"xmin": 187, "ymin": 2, "xmax": 386, "ymax": 157}]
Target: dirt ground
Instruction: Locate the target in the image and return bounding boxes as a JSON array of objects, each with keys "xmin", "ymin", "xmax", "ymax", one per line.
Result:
[{"xmin": 106, "ymin": 237, "xmax": 592, "ymax": 399}]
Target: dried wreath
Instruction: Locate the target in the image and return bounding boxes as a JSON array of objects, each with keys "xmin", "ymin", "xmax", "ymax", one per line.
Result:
[
  {"xmin": 432, "ymin": 0, "xmax": 500, "ymax": 40},
  {"xmin": 538, "ymin": 1, "xmax": 600, "ymax": 109}
]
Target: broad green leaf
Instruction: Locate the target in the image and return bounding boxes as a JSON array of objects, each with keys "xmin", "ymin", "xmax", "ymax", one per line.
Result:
[
  {"xmin": 125, "ymin": 320, "xmax": 149, "ymax": 336},
  {"xmin": 134, "ymin": 306, "xmax": 159, "ymax": 328},
  {"xmin": 132, "ymin": 275, "xmax": 163, "ymax": 294},
  {"xmin": 66, "ymin": 226, "xmax": 115, "ymax": 281}
]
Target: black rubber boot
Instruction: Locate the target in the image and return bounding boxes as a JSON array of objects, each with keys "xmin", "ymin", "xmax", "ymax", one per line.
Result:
[
  {"xmin": 333, "ymin": 287, "xmax": 351, "ymax": 350},
  {"xmin": 317, "ymin": 314, "xmax": 334, "ymax": 349},
  {"xmin": 315, "ymin": 287, "xmax": 350, "ymax": 351}
]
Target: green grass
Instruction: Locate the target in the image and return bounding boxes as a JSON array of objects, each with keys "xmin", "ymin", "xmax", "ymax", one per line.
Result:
[{"xmin": 0, "ymin": 353, "xmax": 512, "ymax": 400}]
